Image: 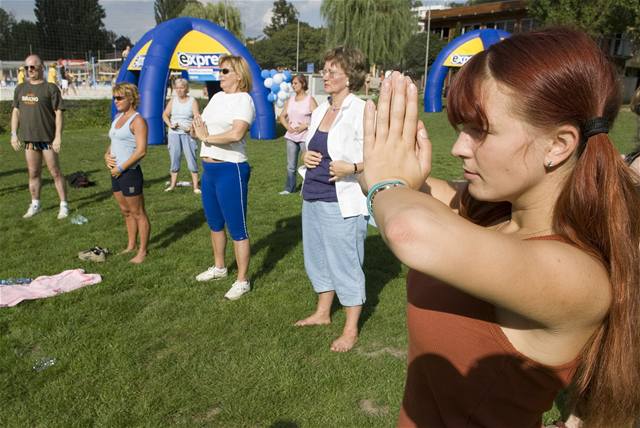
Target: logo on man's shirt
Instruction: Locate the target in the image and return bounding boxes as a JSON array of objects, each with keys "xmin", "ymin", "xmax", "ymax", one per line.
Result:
[{"xmin": 21, "ymin": 93, "xmax": 39, "ymax": 105}]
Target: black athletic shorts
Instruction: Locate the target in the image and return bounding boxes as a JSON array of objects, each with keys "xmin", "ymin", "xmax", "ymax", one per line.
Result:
[{"xmin": 111, "ymin": 165, "xmax": 143, "ymax": 196}]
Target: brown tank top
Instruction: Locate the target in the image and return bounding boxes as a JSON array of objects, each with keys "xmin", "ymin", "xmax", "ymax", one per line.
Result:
[{"xmin": 398, "ymin": 235, "xmax": 579, "ymax": 428}]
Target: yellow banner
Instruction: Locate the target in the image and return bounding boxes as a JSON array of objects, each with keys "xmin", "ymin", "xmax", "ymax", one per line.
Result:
[{"xmin": 443, "ymin": 37, "xmax": 484, "ymax": 68}]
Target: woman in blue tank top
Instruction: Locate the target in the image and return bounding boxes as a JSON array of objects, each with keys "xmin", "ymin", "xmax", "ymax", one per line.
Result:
[{"xmin": 104, "ymin": 83, "xmax": 150, "ymax": 264}]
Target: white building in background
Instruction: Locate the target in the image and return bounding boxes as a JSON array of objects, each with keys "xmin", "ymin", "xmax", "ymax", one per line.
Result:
[{"xmin": 412, "ymin": 2, "xmax": 451, "ymax": 32}]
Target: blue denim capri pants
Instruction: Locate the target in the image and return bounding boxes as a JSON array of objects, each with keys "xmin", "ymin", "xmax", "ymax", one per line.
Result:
[
  {"xmin": 168, "ymin": 133, "xmax": 198, "ymax": 173},
  {"xmin": 302, "ymin": 200, "xmax": 368, "ymax": 307},
  {"xmin": 201, "ymin": 161, "xmax": 251, "ymax": 241}
]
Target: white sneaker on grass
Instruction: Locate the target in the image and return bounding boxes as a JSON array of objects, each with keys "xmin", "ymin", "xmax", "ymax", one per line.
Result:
[
  {"xmin": 195, "ymin": 266, "xmax": 228, "ymax": 282},
  {"xmin": 57, "ymin": 203, "xmax": 69, "ymax": 220},
  {"xmin": 278, "ymin": 190, "xmax": 291, "ymax": 195},
  {"xmin": 23, "ymin": 203, "xmax": 41, "ymax": 218},
  {"xmin": 224, "ymin": 280, "xmax": 250, "ymax": 300}
]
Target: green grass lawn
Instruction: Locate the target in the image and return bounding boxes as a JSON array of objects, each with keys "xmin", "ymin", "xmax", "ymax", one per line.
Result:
[{"xmin": 0, "ymin": 109, "xmax": 637, "ymax": 427}]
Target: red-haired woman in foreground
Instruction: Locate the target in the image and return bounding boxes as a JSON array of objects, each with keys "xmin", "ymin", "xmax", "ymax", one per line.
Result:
[{"xmin": 363, "ymin": 28, "xmax": 640, "ymax": 426}]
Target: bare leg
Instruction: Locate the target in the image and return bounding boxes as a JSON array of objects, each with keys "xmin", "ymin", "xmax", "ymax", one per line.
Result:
[
  {"xmin": 232, "ymin": 238, "xmax": 250, "ymax": 282},
  {"xmin": 113, "ymin": 191, "xmax": 137, "ymax": 253},
  {"xmin": 42, "ymin": 149, "xmax": 67, "ymax": 202},
  {"xmin": 125, "ymin": 194, "xmax": 150, "ymax": 264},
  {"xmin": 191, "ymin": 171, "xmax": 200, "ymax": 191},
  {"xmin": 295, "ymin": 291, "xmax": 334, "ymax": 326},
  {"xmin": 24, "ymin": 148, "xmax": 43, "ymax": 200},
  {"xmin": 166, "ymin": 172, "xmax": 178, "ymax": 190},
  {"xmin": 331, "ymin": 305, "xmax": 362, "ymax": 352},
  {"xmin": 211, "ymin": 229, "xmax": 227, "ymax": 268}
]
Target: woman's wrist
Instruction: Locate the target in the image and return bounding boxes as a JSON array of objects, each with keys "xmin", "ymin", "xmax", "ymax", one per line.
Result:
[{"xmin": 367, "ymin": 180, "xmax": 407, "ymax": 217}]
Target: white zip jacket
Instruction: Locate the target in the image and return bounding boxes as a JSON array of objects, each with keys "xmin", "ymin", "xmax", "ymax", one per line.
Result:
[{"xmin": 299, "ymin": 93, "xmax": 367, "ymax": 218}]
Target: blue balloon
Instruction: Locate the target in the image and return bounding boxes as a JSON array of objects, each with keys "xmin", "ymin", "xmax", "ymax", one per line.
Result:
[
  {"xmin": 283, "ymin": 70, "xmax": 292, "ymax": 82},
  {"xmin": 260, "ymin": 69, "xmax": 270, "ymax": 79},
  {"xmin": 269, "ymin": 69, "xmax": 277, "ymax": 77},
  {"xmin": 267, "ymin": 93, "xmax": 276, "ymax": 102},
  {"xmin": 271, "ymin": 83, "xmax": 281, "ymax": 94}
]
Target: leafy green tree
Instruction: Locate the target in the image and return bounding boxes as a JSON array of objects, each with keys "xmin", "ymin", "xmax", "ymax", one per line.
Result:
[
  {"xmin": 321, "ymin": 0, "xmax": 416, "ymax": 66},
  {"xmin": 248, "ymin": 22, "xmax": 326, "ymax": 70},
  {"xmin": 34, "ymin": 0, "xmax": 113, "ymax": 58},
  {"xmin": 264, "ymin": 0, "xmax": 299, "ymax": 37},
  {"xmin": 530, "ymin": 0, "xmax": 640, "ymax": 44},
  {"xmin": 10, "ymin": 20, "xmax": 41, "ymax": 59},
  {"xmin": 402, "ymin": 31, "xmax": 447, "ymax": 80},
  {"xmin": 180, "ymin": 1, "xmax": 244, "ymax": 40},
  {"xmin": 0, "ymin": 8, "xmax": 16, "ymax": 59},
  {"xmin": 154, "ymin": 0, "xmax": 196, "ymax": 24}
]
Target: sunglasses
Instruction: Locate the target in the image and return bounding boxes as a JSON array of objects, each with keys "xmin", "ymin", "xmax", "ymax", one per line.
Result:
[
  {"xmin": 25, "ymin": 65, "xmax": 41, "ymax": 71},
  {"xmin": 113, "ymin": 96, "xmax": 126, "ymax": 101},
  {"xmin": 221, "ymin": 68, "xmax": 232, "ymax": 75}
]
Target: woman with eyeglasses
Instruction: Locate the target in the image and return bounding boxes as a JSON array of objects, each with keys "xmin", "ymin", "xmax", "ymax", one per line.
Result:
[
  {"xmin": 294, "ymin": 47, "xmax": 369, "ymax": 353},
  {"xmin": 162, "ymin": 77, "xmax": 201, "ymax": 193},
  {"xmin": 191, "ymin": 55, "xmax": 256, "ymax": 301},
  {"xmin": 278, "ymin": 74, "xmax": 318, "ymax": 194},
  {"xmin": 104, "ymin": 82, "xmax": 150, "ymax": 264}
]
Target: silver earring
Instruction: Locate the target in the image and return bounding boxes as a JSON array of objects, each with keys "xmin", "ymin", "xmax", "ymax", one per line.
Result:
[
  {"xmin": 346, "ymin": 80, "xmax": 350, "ymax": 87},
  {"xmin": 546, "ymin": 160, "xmax": 553, "ymax": 168}
]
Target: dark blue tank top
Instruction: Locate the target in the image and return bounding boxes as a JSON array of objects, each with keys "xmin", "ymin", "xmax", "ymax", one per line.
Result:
[{"xmin": 302, "ymin": 130, "xmax": 338, "ymax": 202}]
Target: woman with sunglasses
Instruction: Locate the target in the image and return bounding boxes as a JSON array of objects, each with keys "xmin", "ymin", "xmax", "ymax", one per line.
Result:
[
  {"xmin": 104, "ymin": 83, "xmax": 150, "ymax": 264},
  {"xmin": 192, "ymin": 56, "xmax": 255, "ymax": 301},
  {"xmin": 278, "ymin": 74, "xmax": 318, "ymax": 194},
  {"xmin": 362, "ymin": 28, "xmax": 640, "ymax": 426},
  {"xmin": 295, "ymin": 47, "xmax": 369, "ymax": 353}
]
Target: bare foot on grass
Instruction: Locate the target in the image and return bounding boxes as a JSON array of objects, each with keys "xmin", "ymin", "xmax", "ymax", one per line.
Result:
[
  {"xmin": 118, "ymin": 247, "xmax": 135, "ymax": 255},
  {"xmin": 129, "ymin": 251, "xmax": 147, "ymax": 264},
  {"xmin": 294, "ymin": 313, "xmax": 331, "ymax": 327},
  {"xmin": 330, "ymin": 330, "xmax": 358, "ymax": 352}
]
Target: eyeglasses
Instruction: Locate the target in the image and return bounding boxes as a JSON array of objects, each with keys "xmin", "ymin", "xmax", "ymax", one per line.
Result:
[
  {"xmin": 221, "ymin": 68, "xmax": 233, "ymax": 75},
  {"xmin": 25, "ymin": 65, "xmax": 41, "ymax": 71},
  {"xmin": 320, "ymin": 69, "xmax": 343, "ymax": 79},
  {"xmin": 113, "ymin": 96, "xmax": 125, "ymax": 101}
]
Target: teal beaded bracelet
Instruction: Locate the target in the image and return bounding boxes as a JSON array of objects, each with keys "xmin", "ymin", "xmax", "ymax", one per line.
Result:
[{"xmin": 366, "ymin": 180, "xmax": 406, "ymax": 217}]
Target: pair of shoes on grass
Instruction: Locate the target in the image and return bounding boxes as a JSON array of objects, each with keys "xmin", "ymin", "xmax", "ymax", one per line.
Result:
[
  {"xmin": 78, "ymin": 246, "xmax": 110, "ymax": 262},
  {"xmin": 195, "ymin": 266, "xmax": 250, "ymax": 300},
  {"xmin": 23, "ymin": 202, "xmax": 69, "ymax": 219}
]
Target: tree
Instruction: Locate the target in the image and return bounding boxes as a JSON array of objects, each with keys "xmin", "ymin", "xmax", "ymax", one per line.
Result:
[
  {"xmin": 180, "ymin": 1, "xmax": 244, "ymax": 41},
  {"xmin": 264, "ymin": 0, "xmax": 299, "ymax": 37},
  {"xmin": 321, "ymin": 0, "xmax": 416, "ymax": 67},
  {"xmin": 530, "ymin": 0, "xmax": 640, "ymax": 53},
  {"xmin": 34, "ymin": 0, "xmax": 112, "ymax": 58},
  {"xmin": 10, "ymin": 20, "xmax": 41, "ymax": 59},
  {"xmin": 247, "ymin": 22, "xmax": 326, "ymax": 70},
  {"xmin": 154, "ymin": 0, "xmax": 195, "ymax": 24},
  {"xmin": 402, "ymin": 31, "xmax": 447, "ymax": 80},
  {"xmin": 0, "ymin": 8, "xmax": 16, "ymax": 59}
]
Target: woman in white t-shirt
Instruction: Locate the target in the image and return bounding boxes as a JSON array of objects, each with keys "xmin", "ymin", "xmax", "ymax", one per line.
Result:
[{"xmin": 192, "ymin": 55, "xmax": 256, "ymax": 301}]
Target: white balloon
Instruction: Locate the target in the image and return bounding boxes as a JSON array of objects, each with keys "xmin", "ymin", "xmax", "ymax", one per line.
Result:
[
  {"xmin": 281, "ymin": 82, "xmax": 290, "ymax": 92},
  {"xmin": 277, "ymin": 90, "xmax": 288, "ymax": 100},
  {"xmin": 276, "ymin": 99, "xmax": 285, "ymax": 108},
  {"xmin": 273, "ymin": 73, "xmax": 284, "ymax": 84},
  {"xmin": 264, "ymin": 77, "xmax": 273, "ymax": 88}
]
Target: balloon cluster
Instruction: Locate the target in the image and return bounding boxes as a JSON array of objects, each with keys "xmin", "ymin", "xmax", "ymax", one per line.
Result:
[{"xmin": 261, "ymin": 69, "xmax": 293, "ymax": 108}]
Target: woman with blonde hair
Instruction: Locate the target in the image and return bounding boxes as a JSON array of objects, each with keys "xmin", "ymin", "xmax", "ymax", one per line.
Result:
[
  {"xmin": 162, "ymin": 77, "xmax": 201, "ymax": 193},
  {"xmin": 105, "ymin": 82, "xmax": 150, "ymax": 264},
  {"xmin": 192, "ymin": 55, "xmax": 256, "ymax": 300}
]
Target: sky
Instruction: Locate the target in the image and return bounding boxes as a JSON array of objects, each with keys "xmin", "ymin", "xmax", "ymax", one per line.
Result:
[{"xmin": 1, "ymin": 0, "xmax": 326, "ymax": 43}]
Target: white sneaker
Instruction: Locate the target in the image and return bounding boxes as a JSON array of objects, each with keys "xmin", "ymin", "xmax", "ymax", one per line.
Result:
[
  {"xmin": 195, "ymin": 266, "xmax": 228, "ymax": 282},
  {"xmin": 278, "ymin": 190, "xmax": 291, "ymax": 195},
  {"xmin": 57, "ymin": 204, "xmax": 69, "ymax": 220},
  {"xmin": 224, "ymin": 280, "xmax": 250, "ymax": 300},
  {"xmin": 23, "ymin": 203, "xmax": 41, "ymax": 218}
]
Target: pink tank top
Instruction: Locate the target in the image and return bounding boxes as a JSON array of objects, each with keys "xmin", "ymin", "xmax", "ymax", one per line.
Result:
[{"xmin": 284, "ymin": 95, "xmax": 312, "ymax": 143}]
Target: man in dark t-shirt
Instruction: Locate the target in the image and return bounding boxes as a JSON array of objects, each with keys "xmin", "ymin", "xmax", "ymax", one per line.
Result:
[{"xmin": 10, "ymin": 54, "xmax": 69, "ymax": 219}]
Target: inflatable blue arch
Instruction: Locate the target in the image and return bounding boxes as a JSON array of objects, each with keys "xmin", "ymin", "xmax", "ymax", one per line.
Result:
[
  {"xmin": 424, "ymin": 29, "xmax": 510, "ymax": 113},
  {"xmin": 114, "ymin": 17, "xmax": 275, "ymax": 145}
]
